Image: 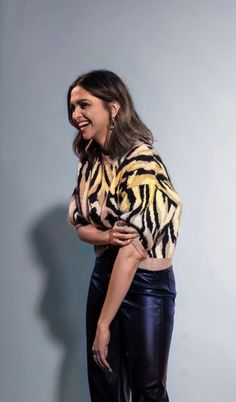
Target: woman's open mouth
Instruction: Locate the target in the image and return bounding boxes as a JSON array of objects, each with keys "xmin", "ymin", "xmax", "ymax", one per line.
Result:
[{"xmin": 77, "ymin": 120, "xmax": 91, "ymax": 132}]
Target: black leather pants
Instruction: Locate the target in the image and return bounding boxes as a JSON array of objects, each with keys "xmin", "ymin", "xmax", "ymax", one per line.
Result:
[{"xmin": 86, "ymin": 246, "xmax": 177, "ymax": 402}]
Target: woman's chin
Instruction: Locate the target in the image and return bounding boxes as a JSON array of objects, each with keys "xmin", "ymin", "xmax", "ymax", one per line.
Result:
[{"xmin": 81, "ymin": 131, "xmax": 92, "ymax": 139}]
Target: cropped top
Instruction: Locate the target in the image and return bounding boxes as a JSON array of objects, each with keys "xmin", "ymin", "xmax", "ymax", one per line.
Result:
[{"xmin": 67, "ymin": 142, "xmax": 183, "ymax": 269}]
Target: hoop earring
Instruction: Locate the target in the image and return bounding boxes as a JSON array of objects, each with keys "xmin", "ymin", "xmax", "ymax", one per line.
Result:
[{"xmin": 110, "ymin": 117, "xmax": 116, "ymax": 131}]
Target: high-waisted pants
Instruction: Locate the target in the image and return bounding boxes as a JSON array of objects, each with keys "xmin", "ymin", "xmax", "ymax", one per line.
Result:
[{"xmin": 86, "ymin": 246, "xmax": 177, "ymax": 402}]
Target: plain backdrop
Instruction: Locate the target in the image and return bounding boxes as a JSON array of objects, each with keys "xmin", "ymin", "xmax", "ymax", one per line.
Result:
[{"xmin": 1, "ymin": 1, "xmax": 236, "ymax": 401}]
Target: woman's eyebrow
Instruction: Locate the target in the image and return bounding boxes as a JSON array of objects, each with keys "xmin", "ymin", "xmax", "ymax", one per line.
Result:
[{"xmin": 70, "ymin": 98, "xmax": 91, "ymax": 106}]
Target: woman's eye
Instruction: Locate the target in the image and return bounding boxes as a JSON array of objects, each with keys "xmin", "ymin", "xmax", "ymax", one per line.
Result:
[{"xmin": 80, "ymin": 103, "xmax": 89, "ymax": 109}]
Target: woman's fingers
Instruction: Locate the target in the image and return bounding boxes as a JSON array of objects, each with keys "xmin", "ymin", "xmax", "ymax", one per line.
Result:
[
  {"xmin": 107, "ymin": 225, "xmax": 140, "ymax": 246},
  {"xmin": 116, "ymin": 225, "xmax": 138, "ymax": 234},
  {"xmin": 114, "ymin": 226, "xmax": 139, "ymax": 238},
  {"xmin": 97, "ymin": 347, "xmax": 112, "ymax": 372},
  {"xmin": 112, "ymin": 232, "xmax": 138, "ymax": 245},
  {"xmin": 115, "ymin": 232, "xmax": 139, "ymax": 240},
  {"xmin": 115, "ymin": 238, "xmax": 135, "ymax": 245},
  {"xmin": 93, "ymin": 352, "xmax": 112, "ymax": 372},
  {"xmin": 92, "ymin": 326, "xmax": 113, "ymax": 373}
]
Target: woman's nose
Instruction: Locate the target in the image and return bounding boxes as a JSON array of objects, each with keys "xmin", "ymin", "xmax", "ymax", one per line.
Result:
[{"xmin": 72, "ymin": 107, "xmax": 82, "ymax": 119}]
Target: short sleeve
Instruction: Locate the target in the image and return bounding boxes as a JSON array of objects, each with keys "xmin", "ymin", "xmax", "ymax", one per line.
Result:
[
  {"xmin": 67, "ymin": 187, "xmax": 90, "ymax": 229},
  {"xmin": 118, "ymin": 153, "xmax": 179, "ymax": 258}
]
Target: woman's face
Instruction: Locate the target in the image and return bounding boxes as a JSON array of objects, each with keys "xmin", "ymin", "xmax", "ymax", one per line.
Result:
[{"xmin": 70, "ymin": 85, "xmax": 113, "ymax": 148}]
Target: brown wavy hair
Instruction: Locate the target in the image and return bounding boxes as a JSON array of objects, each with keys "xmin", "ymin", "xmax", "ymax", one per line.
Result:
[{"xmin": 67, "ymin": 70, "xmax": 154, "ymax": 162}]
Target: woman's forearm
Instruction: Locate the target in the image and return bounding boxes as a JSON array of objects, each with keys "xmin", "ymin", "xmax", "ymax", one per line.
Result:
[
  {"xmin": 76, "ymin": 224, "xmax": 109, "ymax": 245},
  {"xmin": 97, "ymin": 244, "xmax": 143, "ymax": 328}
]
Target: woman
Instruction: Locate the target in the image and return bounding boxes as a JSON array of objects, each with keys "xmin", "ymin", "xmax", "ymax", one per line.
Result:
[{"xmin": 67, "ymin": 69, "xmax": 183, "ymax": 402}]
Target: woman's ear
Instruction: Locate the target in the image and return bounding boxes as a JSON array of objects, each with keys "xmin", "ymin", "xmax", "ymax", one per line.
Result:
[{"xmin": 110, "ymin": 101, "xmax": 120, "ymax": 119}]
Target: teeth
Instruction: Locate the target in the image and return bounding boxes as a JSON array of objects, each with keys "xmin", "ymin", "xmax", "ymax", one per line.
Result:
[{"xmin": 79, "ymin": 121, "xmax": 90, "ymax": 127}]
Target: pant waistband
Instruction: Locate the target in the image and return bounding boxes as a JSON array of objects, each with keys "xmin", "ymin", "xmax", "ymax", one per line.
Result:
[{"xmin": 137, "ymin": 257, "xmax": 173, "ymax": 271}]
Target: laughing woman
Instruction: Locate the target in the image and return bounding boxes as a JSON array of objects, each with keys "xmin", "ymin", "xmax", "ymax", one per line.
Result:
[{"xmin": 67, "ymin": 69, "xmax": 183, "ymax": 402}]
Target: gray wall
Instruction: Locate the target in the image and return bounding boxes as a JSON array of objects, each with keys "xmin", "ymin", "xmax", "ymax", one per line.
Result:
[{"xmin": 1, "ymin": 1, "xmax": 235, "ymax": 401}]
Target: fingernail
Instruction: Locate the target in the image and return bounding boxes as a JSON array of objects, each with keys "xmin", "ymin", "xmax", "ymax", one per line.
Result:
[{"xmin": 116, "ymin": 220, "xmax": 126, "ymax": 227}]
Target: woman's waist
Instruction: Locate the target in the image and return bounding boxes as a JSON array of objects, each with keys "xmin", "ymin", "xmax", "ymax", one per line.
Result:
[{"xmin": 94, "ymin": 245, "xmax": 173, "ymax": 272}]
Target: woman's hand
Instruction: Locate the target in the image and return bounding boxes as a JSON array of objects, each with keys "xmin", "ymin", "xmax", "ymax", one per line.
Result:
[
  {"xmin": 76, "ymin": 221, "xmax": 140, "ymax": 247},
  {"xmin": 107, "ymin": 221, "xmax": 139, "ymax": 246},
  {"xmin": 92, "ymin": 323, "xmax": 112, "ymax": 373}
]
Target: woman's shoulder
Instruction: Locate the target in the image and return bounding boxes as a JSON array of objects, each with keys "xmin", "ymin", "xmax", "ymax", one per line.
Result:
[
  {"xmin": 129, "ymin": 141, "xmax": 155, "ymax": 155},
  {"xmin": 119, "ymin": 141, "xmax": 148, "ymax": 161},
  {"xmin": 119, "ymin": 141, "xmax": 160, "ymax": 168},
  {"xmin": 117, "ymin": 142, "xmax": 159, "ymax": 184},
  {"xmin": 118, "ymin": 141, "xmax": 173, "ymax": 184}
]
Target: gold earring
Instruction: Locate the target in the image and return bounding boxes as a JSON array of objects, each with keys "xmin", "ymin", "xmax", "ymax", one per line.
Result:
[{"xmin": 110, "ymin": 117, "xmax": 116, "ymax": 130}]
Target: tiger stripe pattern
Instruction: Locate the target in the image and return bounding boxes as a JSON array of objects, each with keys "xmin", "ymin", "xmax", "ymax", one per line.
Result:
[{"xmin": 67, "ymin": 142, "xmax": 183, "ymax": 266}]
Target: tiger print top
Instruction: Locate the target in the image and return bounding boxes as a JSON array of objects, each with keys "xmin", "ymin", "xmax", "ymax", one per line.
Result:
[{"xmin": 67, "ymin": 142, "xmax": 183, "ymax": 269}]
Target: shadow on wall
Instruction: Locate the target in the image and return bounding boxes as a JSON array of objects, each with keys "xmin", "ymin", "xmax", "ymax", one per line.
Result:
[{"xmin": 28, "ymin": 205, "xmax": 94, "ymax": 402}]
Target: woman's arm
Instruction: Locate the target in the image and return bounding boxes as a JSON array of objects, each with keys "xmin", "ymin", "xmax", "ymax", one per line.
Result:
[
  {"xmin": 76, "ymin": 223, "xmax": 140, "ymax": 247},
  {"xmin": 98, "ymin": 243, "xmax": 143, "ymax": 327},
  {"xmin": 92, "ymin": 243, "xmax": 144, "ymax": 371},
  {"xmin": 76, "ymin": 224, "xmax": 109, "ymax": 245}
]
